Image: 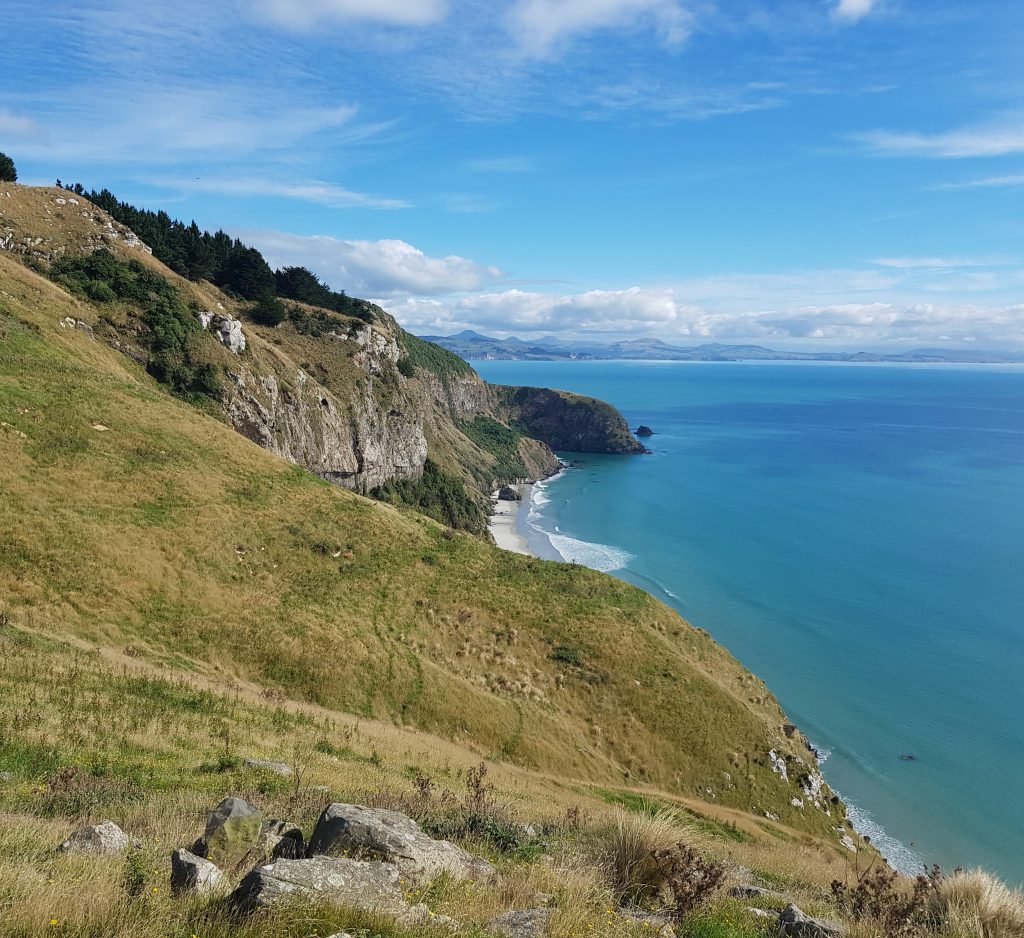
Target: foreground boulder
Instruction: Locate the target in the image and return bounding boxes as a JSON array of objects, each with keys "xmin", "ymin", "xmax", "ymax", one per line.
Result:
[
  {"xmin": 196, "ymin": 796, "xmax": 263, "ymax": 864},
  {"xmin": 230, "ymin": 855, "xmax": 406, "ymax": 913},
  {"xmin": 778, "ymin": 903, "xmax": 843, "ymax": 937},
  {"xmin": 58, "ymin": 820, "xmax": 133, "ymax": 855},
  {"xmin": 307, "ymin": 803, "xmax": 495, "ymax": 883},
  {"xmin": 171, "ymin": 848, "xmax": 223, "ymax": 895}
]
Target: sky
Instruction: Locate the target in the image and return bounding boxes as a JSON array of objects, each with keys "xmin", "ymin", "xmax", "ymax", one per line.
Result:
[{"xmin": 2, "ymin": 0, "xmax": 1023, "ymax": 349}]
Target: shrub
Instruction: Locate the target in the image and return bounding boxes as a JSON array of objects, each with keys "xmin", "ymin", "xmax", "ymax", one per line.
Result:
[
  {"xmin": 934, "ymin": 869, "xmax": 1024, "ymax": 938},
  {"xmin": 249, "ymin": 291, "xmax": 287, "ymax": 326},
  {"xmin": 831, "ymin": 864, "xmax": 943, "ymax": 936},
  {"xmin": 0, "ymin": 151, "xmax": 15, "ymax": 183},
  {"xmin": 651, "ymin": 843, "xmax": 725, "ymax": 917}
]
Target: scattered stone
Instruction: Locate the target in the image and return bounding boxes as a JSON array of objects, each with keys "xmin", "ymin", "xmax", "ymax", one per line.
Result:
[
  {"xmin": 747, "ymin": 906, "xmax": 774, "ymax": 920},
  {"xmin": 230, "ymin": 855, "xmax": 405, "ymax": 913},
  {"xmin": 0, "ymin": 771, "xmax": 11, "ymax": 782},
  {"xmin": 790, "ymin": 798, "xmax": 805, "ymax": 809},
  {"xmin": 91, "ymin": 423, "xmax": 109, "ymax": 432},
  {"xmin": 899, "ymin": 753, "xmax": 917, "ymax": 762},
  {"xmin": 489, "ymin": 908, "xmax": 552, "ymax": 938},
  {"xmin": 730, "ymin": 884, "xmax": 780, "ymax": 899},
  {"xmin": 58, "ymin": 820, "xmax": 132, "ymax": 855},
  {"xmin": 259, "ymin": 819, "xmax": 305, "ymax": 860},
  {"xmin": 307, "ymin": 803, "xmax": 495, "ymax": 884},
  {"xmin": 244, "ymin": 757, "xmax": 292, "ymax": 777},
  {"xmin": 768, "ymin": 749, "xmax": 788, "ymax": 781},
  {"xmin": 74, "ymin": 320, "xmax": 94, "ymax": 338},
  {"xmin": 615, "ymin": 909, "xmax": 675, "ymax": 936},
  {"xmin": 197, "ymin": 796, "xmax": 263, "ymax": 864},
  {"xmin": 170, "ymin": 848, "xmax": 223, "ymax": 895},
  {"xmin": 777, "ymin": 903, "xmax": 843, "ymax": 937},
  {"xmin": 634, "ymin": 425, "xmax": 654, "ymax": 436},
  {"xmin": 497, "ymin": 485, "xmax": 521, "ymax": 501}
]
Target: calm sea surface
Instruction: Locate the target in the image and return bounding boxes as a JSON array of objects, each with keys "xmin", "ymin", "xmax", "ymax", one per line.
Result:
[{"xmin": 475, "ymin": 360, "xmax": 1024, "ymax": 883}]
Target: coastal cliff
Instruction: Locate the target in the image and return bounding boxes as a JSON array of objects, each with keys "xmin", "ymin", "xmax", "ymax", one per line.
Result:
[
  {"xmin": 491, "ymin": 384, "xmax": 648, "ymax": 454},
  {"xmin": 0, "ymin": 185, "xmax": 635, "ymax": 530}
]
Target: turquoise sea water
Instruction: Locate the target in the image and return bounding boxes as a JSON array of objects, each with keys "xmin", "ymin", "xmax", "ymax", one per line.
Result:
[{"xmin": 475, "ymin": 360, "xmax": 1024, "ymax": 883}]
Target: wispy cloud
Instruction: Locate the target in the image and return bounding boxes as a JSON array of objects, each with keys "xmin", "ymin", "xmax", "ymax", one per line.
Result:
[
  {"xmin": 505, "ymin": 0, "xmax": 694, "ymax": 58},
  {"xmin": 248, "ymin": 0, "xmax": 448, "ymax": 29},
  {"xmin": 157, "ymin": 176, "xmax": 411, "ymax": 210},
  {"xmin": 240, "ymin": 230, "xmax": 502, "ymax": 295},
  {"xmin": 832, "ymin": 0, "xmax": 879, "ymax": 23},
  {"xmin": 871, "ymin": 257, "xmax": 1005, "ymax": 269},
  {"xmin": 854, "ymin": 114, "xmax": 1024, "ymax": 158},
  {"xmin": 0, "ymin": 108, "xmax": 48, "ymax": 142},
  {"xmin": 929, "ymin": 174, "xmax": 1024, "ymax": 191}
]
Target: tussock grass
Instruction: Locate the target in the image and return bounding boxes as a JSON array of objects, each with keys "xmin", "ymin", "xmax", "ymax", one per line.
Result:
[
  {"xmin": 601, "ymin": 809, "xmax": 699, "ymax": 905},
  {"xmin": 935, "ymin": 870, "xmax": 1024, "ymax": 938}
]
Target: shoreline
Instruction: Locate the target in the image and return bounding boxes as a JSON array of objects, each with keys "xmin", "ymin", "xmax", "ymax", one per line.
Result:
[
  {"xmin": 488, "ymin": 466, "xmax": 922, "ymax": 877},
  {"xmin": 488, "ymin": 483, "xmax": 534, "ymax": 556}
]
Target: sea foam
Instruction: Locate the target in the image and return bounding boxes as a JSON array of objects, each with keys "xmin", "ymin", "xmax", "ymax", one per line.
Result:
[{"xmin": 546, "ymin": 532, "xmax": 633, "ymax": 573}]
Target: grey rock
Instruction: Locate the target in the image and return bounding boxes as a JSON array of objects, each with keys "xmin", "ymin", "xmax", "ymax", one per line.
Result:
[
  {"xmin": 307, "ymin": 803, "xmax": 495, "ymax": 884},
  {"xmin": 259, "ymin": 819, "xmax": 305, "ymax": 860},
  {"xmin": 230, "ymin": 855, "xmax": 405, "ymax": 913},
  {"xmin": 244, "ymin": 757, "xmax": 292, "ymax": 777},
  {"xmin": 216, "ymin": 316, "xmax": 246, "ymax": 354},
  {"xmin": 170, "ymin": 848, "xmax": 223, "ymax": 895},
  {"xmin": 615, "ymin": 909, "xmax": 676, "ymax": 936},
  {"xmin": 730, "ymin": 884, "xmax": 781, "ymax": 899},
  {"xmin": 58, "ymin": 820, "xmax": 132, "ymax": 855},
  {"xmin": 748, "ymin": 907, "xmax": 774, "ymax": 919},
  {"xmin": 777, "ymin": 903, "xmax": 843, "ymax": 937},
  {"xmin": 489, "ymin": 908, "xmax": 552, "ymax": 938},
  {"xmin": 498, "ymin": 485, "xmax": 521, "ymax": 501},
  {"xmin": 199, "ymin": 796, "xmax": 263, "ymax": 863}
]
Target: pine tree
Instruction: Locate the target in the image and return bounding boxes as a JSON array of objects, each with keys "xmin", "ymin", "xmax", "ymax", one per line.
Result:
[{"xmin": 0, "ymin": 152, "xmax": 17, "ymax": 183}]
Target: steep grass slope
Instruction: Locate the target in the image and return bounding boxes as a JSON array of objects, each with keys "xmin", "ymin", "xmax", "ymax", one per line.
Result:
[{"xmin": 0, "ymin": 241, "xmax": 852, "ymax": 849}]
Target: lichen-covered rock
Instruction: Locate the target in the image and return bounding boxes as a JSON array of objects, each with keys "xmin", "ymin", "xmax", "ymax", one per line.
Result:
[
  {"xmin": 58, "ymin": 820, "xmax": 133, "ymax": 855},
  {"xmin": 307, "ymin": 803, "xmax": 495, "ymax": 884},
  {"xmin": 730, "ymin": 884, "xmax": 780, "ymax": 899},
  {"xmin": 198, "ymin": 796, "xmax": 263, "ymax": 864},
  {"xmin": 489, "ymin": 908, "xmax": 552, "ymax": 938},
  {"xmin": 230, "ymin": 855, "xmax": 405, "ymax": 913},
  {"xmin": 216, "ymin": 316, "xmax": 246, "ymax": 353},
  {"xmin": 777, "ymin": 903, "xmax": 843, "ymax": 937},
  {"xmin": 170, "ymin": 848, "xmax": 223, "ymax": 895}
]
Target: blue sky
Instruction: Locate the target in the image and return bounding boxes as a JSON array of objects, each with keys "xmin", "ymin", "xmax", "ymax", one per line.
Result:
[{"xmin": 2, "ymin": 0, "xmax": 1023, "ymax": 348}]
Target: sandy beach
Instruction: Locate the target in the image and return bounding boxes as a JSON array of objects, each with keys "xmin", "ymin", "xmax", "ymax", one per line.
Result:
[{"xmin": 488, "ymin": 484, "xmax": 533, "ymax": 555}]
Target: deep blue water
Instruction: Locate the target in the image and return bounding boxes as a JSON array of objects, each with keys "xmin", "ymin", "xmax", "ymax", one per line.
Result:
[{"xmin": 475, "ymin": 360, "xmax": 1024, "ymax": 883}]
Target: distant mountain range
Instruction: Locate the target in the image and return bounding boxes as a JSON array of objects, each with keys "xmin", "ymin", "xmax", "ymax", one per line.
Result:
[{"xmin": 418, "ymin": 330, "xmax": 1024, "ymax": 364}]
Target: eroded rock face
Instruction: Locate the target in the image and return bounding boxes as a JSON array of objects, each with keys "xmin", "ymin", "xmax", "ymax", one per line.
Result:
[
  {"xmin": 307, "ymin": 803, "xmax": 496, "ymax": 884},
  {"xmin": 224, "ymin": 368, "xmax": 427, "ymax": 492},
  {"xmin": 58, "ymin": 820, "xmax": 133, "ymax": 855},
  {"xmin": 170, "ymin": 848, "xmax": 223, "ymax": 895},
  {"xmin": 777, "ymin": 903, "xmax": 844, "ymax": 937},
  {"xmin": 230, "ymin": 855, "xmax": 405, "ymax": 913}
]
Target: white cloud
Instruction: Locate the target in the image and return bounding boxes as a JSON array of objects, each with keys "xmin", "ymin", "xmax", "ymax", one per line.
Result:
[
  {"xmin": 0, "ymin": 108, "xmax": 48, "ymax": 142},
  {"xmin": 384, "ymin": 289, "xmax": 1024, "ymax": 349},
  {"xmin": 930, "ymin": 174, "xmax": 1024, "ymax": 191},
  {"xmin": 854, "ymin": 115, "xmax": 1024, "ymax": 158},
  {"xmin": 240, "ymin": 230, "xmax": 502, "ymax": 296},
  {"xmin": 833, "ymin": 0, "xmax": 878, "ymax": 23},
  {"xmin": 249, "ymin": 0, "xmax": 447, "ymax": 29},
  {"xmin": 506, "ymin": 0, "xmax": 693, "ymax": 57},
  {"xmin": 158, "ymin": 176, "xmax": 410, "ymax": 209}
]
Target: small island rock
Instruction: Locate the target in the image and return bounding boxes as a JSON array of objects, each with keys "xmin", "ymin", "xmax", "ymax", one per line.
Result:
[{"xmin": 634, "ymin": 425, "xmax": 655, "ymax": 437}]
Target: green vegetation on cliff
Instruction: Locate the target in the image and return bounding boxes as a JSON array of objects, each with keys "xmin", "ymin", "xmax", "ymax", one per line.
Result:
[{"xmin": 492, "ymin": 385, "xmax": 647, "ymax": 455}]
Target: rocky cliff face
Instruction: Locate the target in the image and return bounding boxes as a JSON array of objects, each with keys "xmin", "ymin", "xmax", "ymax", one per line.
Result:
[
  {"xmin": 490, "ymin": 385, "xmax": 648, "ymax": 455},
  {"xmin": 0, "ymin": 185, "xmax": 642, "ymax": 523}
]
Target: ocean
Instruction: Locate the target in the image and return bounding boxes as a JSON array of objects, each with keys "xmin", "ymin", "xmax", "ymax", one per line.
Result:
[{"xmin": 475, "ymin": 359, "xmax": 1024, "ymax": 884}]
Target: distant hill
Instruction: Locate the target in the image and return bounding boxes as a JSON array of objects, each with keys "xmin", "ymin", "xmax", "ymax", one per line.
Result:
[{"xmin": 419, "ymin": 331, "xmax": 1024, "ymax": 364}]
